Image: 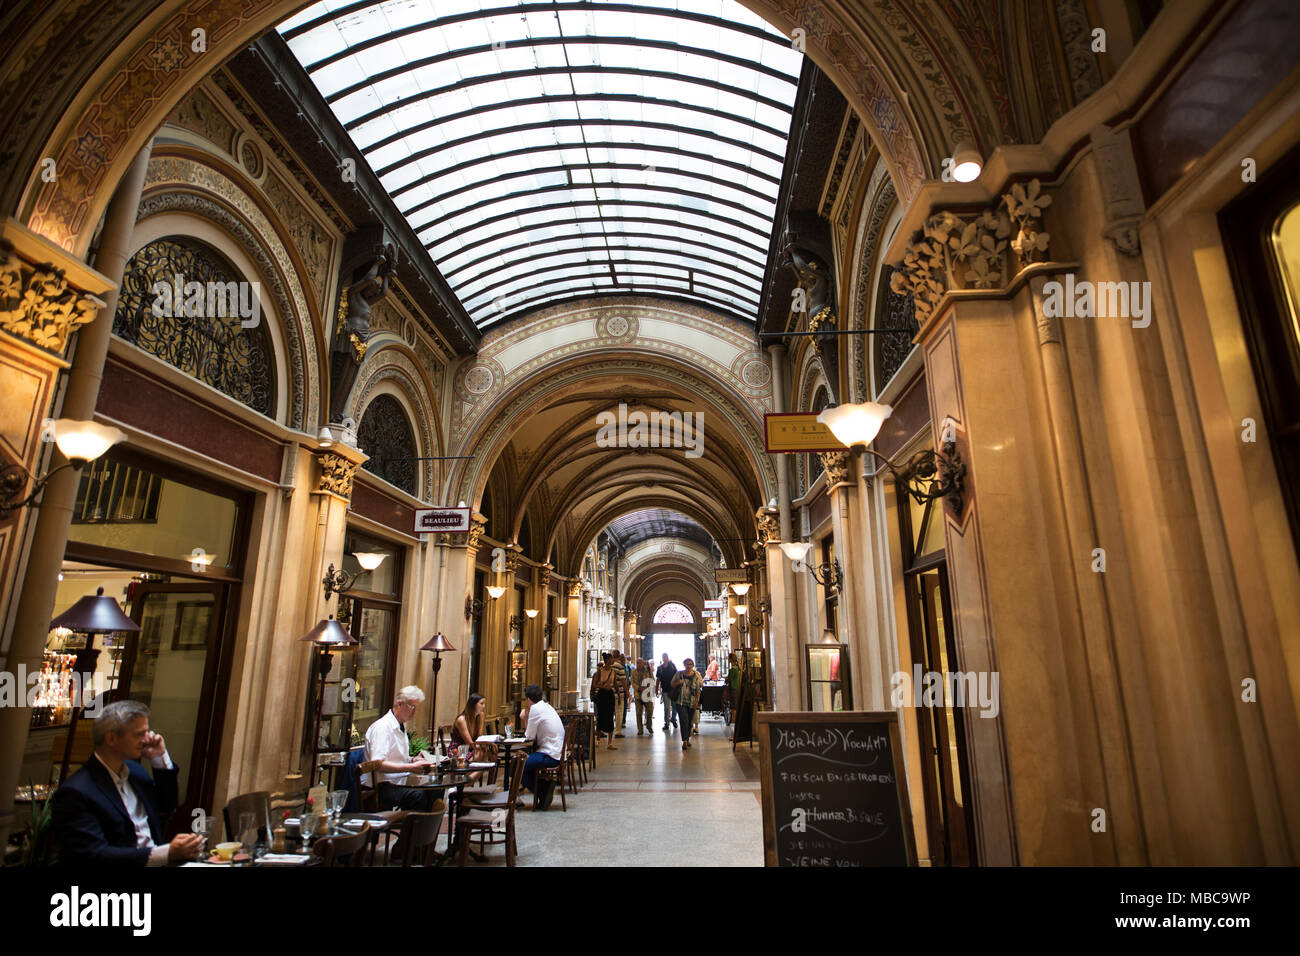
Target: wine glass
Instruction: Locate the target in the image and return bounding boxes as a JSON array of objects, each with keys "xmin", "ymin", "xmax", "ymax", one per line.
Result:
[
  {"xmin": 300, "ymin": 808, "xmax": 318, "ymax": 846},
  {"xmin": 194, "ymin": 815, "xmax": 215, "ymax": 860},
  {"xmin": 236, "ymin": 812, "xmax": 257, "ymax": 864},
  {"xmin": 330, "ymin": 789, "xmax": 347, "ymax": 826}
]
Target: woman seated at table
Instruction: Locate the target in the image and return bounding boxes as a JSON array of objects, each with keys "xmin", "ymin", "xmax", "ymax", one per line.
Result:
[{"xmin": 454, "ymin": 693, "xmax": 490, "ymax": 784}]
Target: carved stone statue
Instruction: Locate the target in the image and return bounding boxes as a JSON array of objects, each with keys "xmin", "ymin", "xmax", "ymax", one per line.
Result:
[
  {"xmin": 780, "ymin": 211, "xmax": 840, "ymax": 402},
  {"xmin": 328, "ymin": 240, "xmax": 397, "ymax": 423}
]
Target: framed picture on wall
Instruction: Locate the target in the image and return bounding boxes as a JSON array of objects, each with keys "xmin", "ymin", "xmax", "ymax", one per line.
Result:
[{"xmin": 171, "ymin": 601, "xmax": 210, "ymax": 650}]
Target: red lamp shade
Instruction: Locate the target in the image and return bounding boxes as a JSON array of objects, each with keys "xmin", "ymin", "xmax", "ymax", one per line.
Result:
[
  {"xmin": 298, "ymin": 615, "xmax": 357, "ymax": 646},
  {"xmin": 420, "ymin": 632, "xmax": 455, "ymax": 653},
  {"xmin": 50, "ymin": 587, "xmax": 140, "ymax": 633}
]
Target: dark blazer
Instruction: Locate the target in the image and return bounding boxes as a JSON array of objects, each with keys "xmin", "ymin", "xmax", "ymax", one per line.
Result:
[{"xmin": 51, "ymin": 755, "xmax": 180, "ymax": 866}]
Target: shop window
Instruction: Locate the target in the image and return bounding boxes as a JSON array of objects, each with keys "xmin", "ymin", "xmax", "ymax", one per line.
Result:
[
  {"xmin": 334, "ymin": 529, "xmax": 403, "ymax": 743},
  {"xmin": 1220, "ymin": 146, "xmax": 1300, "ymax": 561},
  {"xmin": 72, "ymin": 459, "xmax": 161, "ymax": 523},
  {"xmin": 113, "ymin": 236, "xmax": 276, "ymax": 416},
  {"xmin": 356, "ymin": 394, "xmax": 418, "ymax": 496}
]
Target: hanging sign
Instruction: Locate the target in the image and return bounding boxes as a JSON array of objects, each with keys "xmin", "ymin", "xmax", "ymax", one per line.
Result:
[
  {"xmin": 714, "ymin": 569, "xmax": 749, "ymax": 585},
  {"xmin": 413, "ymin": 507, "xmax": 471, "ymax": 533},
  {"xmin": 764, "ymin": 412, "xmax": 847, "ymax": 453},
  {"xmin": 704, "ymin": 599, "xmax": 725, "ymax": 609}
]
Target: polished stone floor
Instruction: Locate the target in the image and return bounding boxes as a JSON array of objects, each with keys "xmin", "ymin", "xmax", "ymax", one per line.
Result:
[{"xmin": 465, "ymin": 709, "xmax": 764, "ymax": 866}]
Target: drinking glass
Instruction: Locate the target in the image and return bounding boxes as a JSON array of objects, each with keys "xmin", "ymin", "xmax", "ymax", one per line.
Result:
[
  {"xmin": 300, "ymin": 809, "xmax": 318, "ymax": 846},
  {"xmin": 330, "ymin": 789, "xmax": 347, "ymax": 825},
  {"xmin": 194, "ymin": 816, "xmax": 215, "ymax": 860}
]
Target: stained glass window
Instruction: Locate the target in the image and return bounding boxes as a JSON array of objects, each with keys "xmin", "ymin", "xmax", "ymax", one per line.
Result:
[{"xmin": 653, "ymin": 601, "xmax": 693, "ymax": 623}]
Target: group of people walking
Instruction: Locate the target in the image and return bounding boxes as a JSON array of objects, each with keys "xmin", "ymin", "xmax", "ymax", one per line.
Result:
[{"xmin": 588, "ymin": 651, "xmax": 706, "ymax": 751}]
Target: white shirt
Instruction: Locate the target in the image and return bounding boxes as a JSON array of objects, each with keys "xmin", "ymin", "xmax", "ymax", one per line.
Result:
[
  {"xmin": 525, "ymin": 700, "xmax": 565, "ymax": 761},
  {"xmin": 364, "ymin": 709, "xmax": 411, "ymax": 785},
  {"xmin": 94, "ymin": 750, "xmax": 173, "ymax": 867}
]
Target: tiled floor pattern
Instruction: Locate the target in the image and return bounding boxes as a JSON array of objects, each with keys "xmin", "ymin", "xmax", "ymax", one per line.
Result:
[{"xmin": 463, "ymin": 712, "xmax": 764, "ymax": 866}]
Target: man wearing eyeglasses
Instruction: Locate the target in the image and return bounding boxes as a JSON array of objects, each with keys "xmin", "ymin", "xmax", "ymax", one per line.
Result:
[{"xmin": 363, "ymin": 686, "xmax": 437, "ymax": 811}]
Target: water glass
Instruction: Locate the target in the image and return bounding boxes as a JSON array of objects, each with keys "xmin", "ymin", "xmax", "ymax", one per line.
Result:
[
  {"xmin": 330, "ymin": 789, "xmax": 347, "ymax": 824},
  {"xmin": 300, "ymin": 809, "xmax": 318, "ymax": 845}
]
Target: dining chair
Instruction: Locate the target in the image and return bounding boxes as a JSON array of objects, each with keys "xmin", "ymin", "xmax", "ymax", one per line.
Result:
[
  {"xmin": 222, "ymin": 790, "xmax": 271, "ymax": 843},
  {"xmin": 390, "ymin": 810, "xmax": 445, "ymax": 867},
  {"xmin": 357, "ymin": 760, "xmax": 384, "ymax": 812},
  {"xmin": 455, "ymin": 755, "xmax": 526, "ymax": 867},
  {"xmin": 534, "ymin": 728, "xmax": 574, "ymax": 811},
  {"xmin": 311, "ymin": 822, "xmax": 371, "ymax": 867}
]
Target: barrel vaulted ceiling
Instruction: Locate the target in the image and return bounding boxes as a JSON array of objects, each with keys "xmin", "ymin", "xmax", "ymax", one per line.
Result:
[{"xmin": 280, "ymin": 0, "xmax": 804, "ymax": 328}]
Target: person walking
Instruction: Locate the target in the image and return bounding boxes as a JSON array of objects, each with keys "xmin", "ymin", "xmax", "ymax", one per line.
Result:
[
  {"xmin": 590, "ymin": 653, "xmax": 618, "ymax": 750},
  {"xmin": 655, "ymin": 653, "xmax": 678, "ymax": 731},
  {"xmin": 632, "ymin": 658, "xmax": 656, "ymax": 734},
  {"xmin": 725, "ymin": 652, "xmax": 741, "ymax": 726},
  {"xmin": 671, "ymin": 659, "xmax": 703, "ymax": 751},
  {"xmin": 613, "ymin": 651, "xmax": 630, "ymax": 739}
]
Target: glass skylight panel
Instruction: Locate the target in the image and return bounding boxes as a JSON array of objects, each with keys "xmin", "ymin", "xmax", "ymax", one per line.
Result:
[{"xmin": 282, "ymin": 0, "xmax": 802, "ymax": 325}]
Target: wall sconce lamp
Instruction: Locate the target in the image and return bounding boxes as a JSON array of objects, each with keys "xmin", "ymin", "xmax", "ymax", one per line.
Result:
[
  {"xmin": 465, "ymin": 594, "xmax": 482, "ymax": 621},
  {"xmin": 322, "ymin": 551, "xmax": 388, "ymax": 601},
  {"xmin": 779, "ymin": 541, "xmax": 842, "ymax": 590},
  {"xmin": 524, "ymin": 608, "xmax": 538, "ymax": 619},
  {"xmin": 1, "ymin": 420, "xmax": 125, "ymax": 519},
  {"xmin": 486, "ymin": 585, "xmax": 506, "ymax": 599},
  {"xmin": 817, "ymin": 403, "xmax": 967, "ymax": 517},
  {"xmin": 729, "ymin": 582, "xmax": 751, "ymax": 597},
  {"xmin": 555, "ymin": 616, "xmax": 568, "ymax": 625},
  {"xmin": 949, "ymin": 142, "xmax": 983, "ymax": 183}
]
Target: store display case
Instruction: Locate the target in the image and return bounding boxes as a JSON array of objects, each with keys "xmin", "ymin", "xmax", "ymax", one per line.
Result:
[
  {"xmin": 508, "ymin": 648, "xmax": 528, "ymax": 703},
  {"xmin": 545, "ymin": 649, "xmax": 559, "ymax": 700},
  {"xmin": 806, "ymin": 643, "xmax": 851, "ymax": 712}
]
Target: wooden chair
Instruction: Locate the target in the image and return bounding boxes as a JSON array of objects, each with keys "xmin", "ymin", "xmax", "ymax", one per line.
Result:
[
  {"xmin": 312, "ymin": 822, "xmax": 371, "ymax": 867},
  {"xmin": 222, "ymin": 791, "xmax": 271, "ymax": 843},
  {"xmin": 357, "ymin": 760, "xmax": 384, "ymax": 812},
  {"xmin": 534, "ymin": 728, "xmax": 574, "ymax": 811},
  {"xmin": 456, "ymin": 755, "xmax": 525, "ymax": 867},
  {"xmin": 389, "ymin": 810, "xmax": 444, "ymax": 867}
]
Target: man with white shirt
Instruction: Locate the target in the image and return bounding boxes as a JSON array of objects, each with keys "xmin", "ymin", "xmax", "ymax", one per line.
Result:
[
  {"xmin": 363, "ymin": 685, "xmax": 438, "ymax": 811},
  {"xmin": 520, "ymin": 684, "xmax": 565, "ymax": 810},
  {"xmin": 51, "ymin": 699, "xmax": 202, "ymax": 866}
]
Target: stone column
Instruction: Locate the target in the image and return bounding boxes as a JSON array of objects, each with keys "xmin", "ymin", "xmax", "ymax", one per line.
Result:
[{"xmin": 0, "ymin": 147, "xmax": 145, "ymax": 846}]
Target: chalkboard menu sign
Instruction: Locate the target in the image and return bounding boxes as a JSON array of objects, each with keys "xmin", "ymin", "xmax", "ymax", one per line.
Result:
[{"xmin": 757, "ymin": 712, "xmax": 916, "ymax": 867}]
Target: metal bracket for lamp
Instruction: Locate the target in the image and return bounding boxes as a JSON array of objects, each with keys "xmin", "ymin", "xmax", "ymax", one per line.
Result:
[
  {"xmin": 322, "ymin": 564, "xmax": 363, "ymax": 602},
  {"xmin": 465, "ymin": 594, "xmax": 483, "ymax": 621},
  {"xmin": 0, "ymin": 459, "xmax": 79, "ymax": 518},
  {"xmin": 861, "ymin": 439, "xmax": 967, "ymax": 518},
  {"xmin": 508, "ymin": 613, "xmax": 525, "ymax": 633},
  {"xmin": 807, "ymin": 558, "xmax": 842, "ymax": 591}
]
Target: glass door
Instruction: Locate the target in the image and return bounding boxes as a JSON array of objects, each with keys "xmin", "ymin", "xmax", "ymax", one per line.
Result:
[
  {"xmin": 349, "ymin": 600, "xmax": 395, "ymax": 741},
  {"xmin": 120, "ymin": 582, "xmax": 225, "ymax": 806}
]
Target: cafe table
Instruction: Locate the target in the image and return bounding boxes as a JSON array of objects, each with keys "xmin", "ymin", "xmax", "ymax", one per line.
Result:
[
  {"xmin": 497, "ymin": 737, "xmax": 534, "ymax": 779},
  {"xmin": 186, "ymin": 811, "xmax": 397, "ymax": 866}
]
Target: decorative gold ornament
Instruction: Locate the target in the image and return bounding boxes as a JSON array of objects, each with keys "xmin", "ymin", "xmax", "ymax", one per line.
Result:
[
  {"xmin": 316, "ymin": 451, "xmax": 358, "ymax": 499},
  {"xmin": 0, "ymin": 242, "xmax": 101, "ymax": 352}
]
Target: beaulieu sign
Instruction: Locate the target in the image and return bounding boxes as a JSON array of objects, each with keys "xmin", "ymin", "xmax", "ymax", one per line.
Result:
[{"xmin": 413, "ymin": 507, "xmax": 472, "ymax": 533}]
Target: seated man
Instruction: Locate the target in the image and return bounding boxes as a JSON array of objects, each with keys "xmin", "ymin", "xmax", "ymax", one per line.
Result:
[
  {"xmin": 363, "ymin": 686, "xmax": 437, "ymax": 811},
  {"xmin": 51, "ymin": 699, "xmax": 203, "ymax": 866},
  {"xmin": 520, "ymin": 684, "xmax": 564, "ymax": 810}
]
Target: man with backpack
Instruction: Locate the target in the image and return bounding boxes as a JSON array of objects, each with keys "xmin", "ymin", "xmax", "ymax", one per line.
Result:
[{"xmin": 655, "ymin": 653, "xmax": 678, "ymax": 731}]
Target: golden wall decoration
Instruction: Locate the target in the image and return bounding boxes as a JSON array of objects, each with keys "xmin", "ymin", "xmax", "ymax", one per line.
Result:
[{"xmin": 0, "ymin": 240, "xmax": 101, "ymax": 352}]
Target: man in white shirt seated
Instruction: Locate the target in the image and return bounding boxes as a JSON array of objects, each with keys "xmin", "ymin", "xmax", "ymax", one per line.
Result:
[
  {"xmin": 51, "ymin": 699, "xmax": 203, "ymax": 866},
  {"xmin": 520, "ymin": 684, "xmax": 565, "ymax": 810},
  {"xmin": 363, "ymin": 685, "xmax": 437, "ymax": 811}
]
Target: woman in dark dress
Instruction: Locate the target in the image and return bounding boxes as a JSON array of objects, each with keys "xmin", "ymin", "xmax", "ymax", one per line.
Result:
[{"xmin": 590, "ymin": 653, "xmax": 618, "ymax": 750}]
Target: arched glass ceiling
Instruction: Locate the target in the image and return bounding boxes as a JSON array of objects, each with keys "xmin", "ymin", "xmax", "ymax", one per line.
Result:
[{"xmin": 279, "ymin": 0, "xmax": 803, "ymax": 327}]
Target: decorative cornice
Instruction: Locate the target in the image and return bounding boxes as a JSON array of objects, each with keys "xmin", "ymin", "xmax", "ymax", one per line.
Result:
[
  {"xmin": 315, "ymin": 449, "xmax": 361, "ymax": 500},
  {"xmin": 0, "ymin": 240, "xmax": 101, "ymax": 353}
]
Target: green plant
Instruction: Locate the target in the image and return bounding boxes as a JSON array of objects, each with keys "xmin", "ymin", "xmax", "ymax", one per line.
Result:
[
  {"xmin": 15, "ymin": 782, "xmax": 53, "ymax": 867},
  {"xmin": 408, "ymin": 733, "xmax": 431, "ymax": 757}
]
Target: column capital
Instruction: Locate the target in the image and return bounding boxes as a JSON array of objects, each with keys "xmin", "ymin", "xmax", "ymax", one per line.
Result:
[
  {"xmin": 466, "ymin": 512, "xmax": 488, "ymax": 551},
  {"xmin": 313, "ymin": 443, "xmax": 367, "ymax": 502},
  {"xmin": 818, "ymin": 450, "xmax": 853, "ymax": 487},
  {"xmin": 0, "ymin": 220, "xmax": 116, "ymax": 355}
]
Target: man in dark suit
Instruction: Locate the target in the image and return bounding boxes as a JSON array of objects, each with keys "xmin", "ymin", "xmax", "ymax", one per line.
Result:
[{"xmin": 51, "ymin": 699, "xmax": 203, "ymax": 866}]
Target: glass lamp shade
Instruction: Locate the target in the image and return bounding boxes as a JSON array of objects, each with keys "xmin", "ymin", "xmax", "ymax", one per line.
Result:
[
  {"xmin": 420, "ymin": 632, "xmax": 456, "ymax": 653},
  {"xmin": 730, "ymin": 582, "xmax": 751, "ymax": 596},
  {"xmin": 951, "ymin": 142, "xmax": 983, "ymax": 182},
  {"xmin": 735, "ymin": 605, "xmax": 748, "ymax": 616},
  {"xmin": 780, "ymin": 542, "xmax": 814, "ymax": 563},
  {"xmin": 298, "ymin": 615, "xmax": 357, "ymax": 646},
  {"xmin": 51, "ymin": 420, "xmax": 125, "ymax": 464},
  {"xmin": 524, "ymin": 608, "xmax": 539, "ymax": 618},
  {"xmin": 352, "ymin": 551, "xmax": 387, "ymax": 571},
  {"xmin": 555, "ymin": 616, "xmax": 568, "ymax": 624},
  {"xmin": 486, "ymin": 585, "xmax": 506, "ymax": 599},
  {"xmin": 816, "ymin": 403, "xmax": 893, "ymax": 448},
  {"xmin": 50, "ymin": 587, "xmax": 140, "ymax": 633}
]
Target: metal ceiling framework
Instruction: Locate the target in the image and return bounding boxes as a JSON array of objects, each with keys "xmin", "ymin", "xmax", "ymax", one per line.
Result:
[{"xmin": 280, "ymin": 0, "xmax": 803, "ymax": 327}]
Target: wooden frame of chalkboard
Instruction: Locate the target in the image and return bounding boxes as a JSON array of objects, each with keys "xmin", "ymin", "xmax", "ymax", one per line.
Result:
[{"xmin": 757, "ymin": 711, "xmax": 917, "ymax": 867}]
